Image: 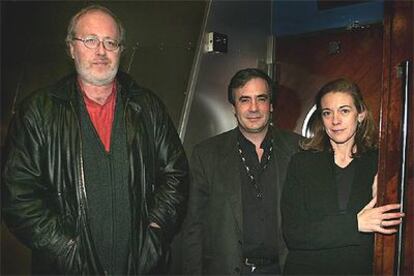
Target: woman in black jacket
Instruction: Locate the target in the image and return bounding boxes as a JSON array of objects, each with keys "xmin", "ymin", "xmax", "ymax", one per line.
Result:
[{"xmin": 281, "ymin": 79, "xmax": 404, "ymax": 275}]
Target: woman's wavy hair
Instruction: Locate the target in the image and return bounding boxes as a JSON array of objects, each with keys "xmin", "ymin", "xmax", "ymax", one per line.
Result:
[{"xmin": 301, "ymin": 78, "xmax": 378, "ymax": 156}]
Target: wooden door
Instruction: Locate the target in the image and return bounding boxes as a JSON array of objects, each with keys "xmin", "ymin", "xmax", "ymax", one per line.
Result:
[{"xmin": 375, "ymin": 1, "xmax": 413, "ymax": 275}]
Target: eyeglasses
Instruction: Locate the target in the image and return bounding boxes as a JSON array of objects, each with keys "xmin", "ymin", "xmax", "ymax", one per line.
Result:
[{"xmin": 72, "ymin": 35, "xmax": 121, "ymax": 51}]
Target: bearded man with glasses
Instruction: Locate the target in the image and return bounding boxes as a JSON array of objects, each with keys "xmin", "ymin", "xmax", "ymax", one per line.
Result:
[{"xmin": 2, "ymin": 5, "xmax": 189, "ymax": 275}]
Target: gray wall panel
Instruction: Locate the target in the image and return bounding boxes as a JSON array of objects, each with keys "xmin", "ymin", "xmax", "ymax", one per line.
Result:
[{"xmin": 181, "ymin": 0, "xmax": 271, "ymax": 156}]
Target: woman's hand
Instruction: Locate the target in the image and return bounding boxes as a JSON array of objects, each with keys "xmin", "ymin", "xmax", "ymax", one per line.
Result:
[{"xmin": 357, "ymin": 196, "xmax": 404, "ymax": 234}]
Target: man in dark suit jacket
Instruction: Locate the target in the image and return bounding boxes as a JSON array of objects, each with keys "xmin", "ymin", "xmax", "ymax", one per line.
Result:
[{"xmin": 183, "ymin": 68, "xmax": 301, "ymax": 274}]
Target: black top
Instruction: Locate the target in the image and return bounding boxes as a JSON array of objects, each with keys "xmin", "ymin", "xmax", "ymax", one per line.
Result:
[
  {"xmin": 334, "ymin": 161, "xmax": 355, "ymax": 213},
  {"xmin": 282, "ymin": 150, "xmax": 378, "ymax": 275},
  {"xmin": 238, "ymin": 128, "xmax": 279, "ymax": 259}
]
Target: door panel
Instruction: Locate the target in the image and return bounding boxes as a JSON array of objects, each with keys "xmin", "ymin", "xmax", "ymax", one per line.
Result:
[
  {"xmin": 375, "ymin": 1, "xmax": 413, "ymax": 275},
  {"xmin": 274, "ymin": 24, "xmax": 383, "ymax": 135}
]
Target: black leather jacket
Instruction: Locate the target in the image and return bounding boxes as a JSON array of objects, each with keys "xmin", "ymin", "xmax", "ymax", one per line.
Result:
[{"xmin": 2, "ymin": 71, "xmax": 189, "ymax": 274}]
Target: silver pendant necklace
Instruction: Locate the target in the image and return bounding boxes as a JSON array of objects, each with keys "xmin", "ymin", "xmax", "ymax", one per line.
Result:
[{"xmin": 237, "ymin": 139, "xmax": 273, "ymax": 199}]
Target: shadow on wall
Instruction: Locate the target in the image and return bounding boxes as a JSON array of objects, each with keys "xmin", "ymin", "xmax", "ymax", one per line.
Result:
[
  {"xmin": 273, "ymin": 85, "xmax": 302, "ymax": 131},
  {"xmin": 1, "ymin": 223, "xmax": 31, "ymax": 275},
  {"xmin": 1, "ymin": 1, "xmax": 205, "ymax": 145}
]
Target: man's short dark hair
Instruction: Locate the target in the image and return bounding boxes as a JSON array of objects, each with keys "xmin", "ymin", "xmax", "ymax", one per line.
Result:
[{"xmin": 227, "ymin": 68, "xmax": 275, "ymax": 105}]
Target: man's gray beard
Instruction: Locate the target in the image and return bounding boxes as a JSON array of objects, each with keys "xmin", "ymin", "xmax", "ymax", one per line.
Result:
[{"xmin": 76, "ymin": 63, "xmax": 119, "ymax": 86}]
